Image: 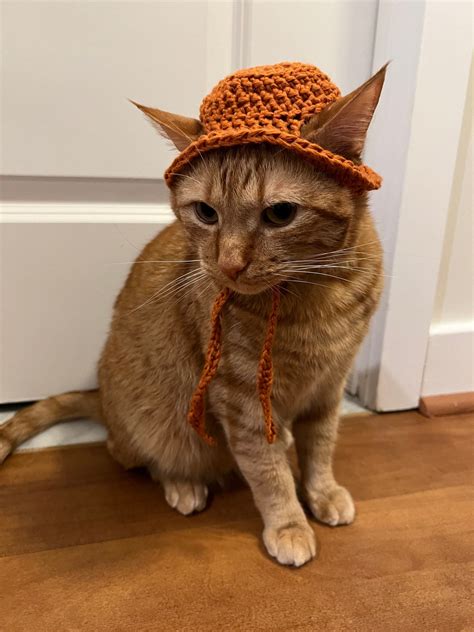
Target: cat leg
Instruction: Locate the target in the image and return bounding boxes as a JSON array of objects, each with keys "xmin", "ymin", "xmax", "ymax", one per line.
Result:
[
  {"xmin": 162, "ymin": 479, "xmax": 209, "ymax": 516},
  {"xmin": 147, "ymin": 463, "xmax": 209, "ymax": 516},
  {"xmin": 226, "ymin": 420, "xmax": 316, "ymax": 567},
  {"xmin": 108, "ymin": 439, "xmax": 209, "ymax": 515},
  {"xmin": 294, "ymin": 399, "xmax": 355, "ymax": 527}
]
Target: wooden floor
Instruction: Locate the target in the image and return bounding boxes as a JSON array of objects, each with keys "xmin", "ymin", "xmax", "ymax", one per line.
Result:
[{"xmin": 1, "ymin": 411, "xmax": 473, "ymax": 631}]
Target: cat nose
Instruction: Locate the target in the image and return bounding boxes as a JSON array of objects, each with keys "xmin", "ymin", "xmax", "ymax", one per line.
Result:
[
  {"xmin": 218, "ymin": 255, "xmax": 248, "ymax": 281},
  {"xmin": 219, "ymin": 261, "xmax": 247, "ymax": 281}
]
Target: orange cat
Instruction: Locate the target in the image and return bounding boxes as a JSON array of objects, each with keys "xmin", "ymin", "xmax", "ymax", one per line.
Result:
[{"xmin": 0, "ymin": 63, "xmax": 386, "ymax": 567}]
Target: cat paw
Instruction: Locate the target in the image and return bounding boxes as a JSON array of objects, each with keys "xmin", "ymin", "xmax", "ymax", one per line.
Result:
[
  {"xmin": 162, "ymin": 480, "xmax": 208, "ymax": 516},
  {"xmin": 306, "ymin": 485, "xmax": 355, "ymax": 526},
  {"xmin": 263, "ymin": 522, "xmax": 316, "ymax": 567}
]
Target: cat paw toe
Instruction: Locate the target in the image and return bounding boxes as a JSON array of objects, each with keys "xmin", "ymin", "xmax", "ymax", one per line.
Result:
[
  {"xmin": 263, "ymin": 522, "xmax": 316, "ymax": 567},
  {"xmin": 163, "ymin": 480, "xmax": 208, "ymax": 515},
  {"xmin": 307, "ymin": 485, "xmax": 355, "ymax": 526}
]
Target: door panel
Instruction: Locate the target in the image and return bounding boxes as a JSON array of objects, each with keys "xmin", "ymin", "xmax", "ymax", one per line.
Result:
[{"xmin": 1, "ymin": 1, "xmax": 231, "ymax": 179}]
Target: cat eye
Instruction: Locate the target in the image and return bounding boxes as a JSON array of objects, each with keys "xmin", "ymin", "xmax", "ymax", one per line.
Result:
[
  {"xmin": 262, "ymin": 202, "xmax": 297, "ymax": 227},
  {"xmin": 195, "ymin": 202, "xmax": 218, "ymax": 224}
]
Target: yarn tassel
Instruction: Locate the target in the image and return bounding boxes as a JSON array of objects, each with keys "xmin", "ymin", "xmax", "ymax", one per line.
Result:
[
  {"xmin": 187, "ymin": 285, "xmax": 281, "ymax": 446},
  {"xmin": 257, "ymin": 287, "xmax": 281, "ymax": 443},
  {"xmin": 187, "ymin": 287, "xmax": 232, "ymax": 445}
]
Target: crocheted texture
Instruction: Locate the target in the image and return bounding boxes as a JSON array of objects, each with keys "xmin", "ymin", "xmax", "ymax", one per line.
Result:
[
  {"xmin": 164, "ymin": 62, "xmax": 382, "ymax": 192},
  {"xmin": 257, "ymin": 287, "xmax": 281, "ymax": 444},
  {"xmin": 200, "ymin": 63, "xmax": 340, "ymax": 135},
  {"xmin": 188, "ymin": 287, "xmax": 282, "ymax": 445},
  {"xmin": 187, "ymin": 287, "xmax": 231, "ymax": 446}
]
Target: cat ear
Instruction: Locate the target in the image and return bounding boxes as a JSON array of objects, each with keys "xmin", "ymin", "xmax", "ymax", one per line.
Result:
[
  {"xmin": 300, "ymin": 64, "xmax": 388, "ymax": 160},
  {"xmin": 130, "ymin": 101, "xmax": 202, "ymax": 151}
]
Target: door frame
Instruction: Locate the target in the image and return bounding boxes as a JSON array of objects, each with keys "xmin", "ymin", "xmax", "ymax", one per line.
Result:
[{"xmin": 350, "ymin": 0, "xmax": 472, "ymax": 410}]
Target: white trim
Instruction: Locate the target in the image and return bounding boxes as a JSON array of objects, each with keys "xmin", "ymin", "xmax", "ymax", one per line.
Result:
[
  {"xmin": 374, "ymin": 2, "xmax": 471, "ymax": 410},
  {"xmin": 1, "ymin": 395, "xmax": 366, "ymax": 452},
  {"xmin": 421, "ymin": 325, "xmax": 474, "ymax": 397},
  {"xmin": 350, "ymin": 0, "xmax": 426, "ymax": 408},
  {"xmin": 231, "ymin": 0, "xmax": 246, "ymax": 70},
  {"xmin": 352, "ymin": 0, "xmax": 472, "ymax": 411},
  {"xmin": 0, "ymin": 203, "xmax": 175, "ymax": 223},
  {"xmin": 430, "ymin": 320, "xmax": 474, "ymax": 337},
  {"xmin": 206, "ymin": 1, "xmax": 236, "ymax": 90},
  {"xmin": 231, "ymin": 0, "xmax": 251, "ymax": 70}
]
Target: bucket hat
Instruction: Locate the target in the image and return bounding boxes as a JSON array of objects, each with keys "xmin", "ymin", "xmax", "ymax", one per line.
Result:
[{"xmin": 164, "ymin": 62, "xmax": 381, "ymax": 192}]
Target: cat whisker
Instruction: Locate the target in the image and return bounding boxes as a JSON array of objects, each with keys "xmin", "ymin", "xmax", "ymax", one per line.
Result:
[
  {"xmin": 318, "ymin": 237, "xmax": 388, "ymax": 257},
  {"xmin": 283, "ymin": 255, "xmax": 384, "ymax": 270},
  {"xmin": 147, "ymin": 275, "xmax": 207, "ymax": 311},
  {"xmin": 174, "ymin": 274, "xmax": 210, "ymax": 306},
  {"xmin": 285, "ymin": 252, "xmax": 384, "ymax": 265},
  {"xmin": 128, "ymin": 275, "xmax": 199, "ymax": 315},
  {"xmin": 285, "ymin": 263, "xmax": 395, "ymax": 278},
  {"xmin": 274, "ymin": 274, "xmax": 332, "ymax": 291},
  {"xmin": 332, "ymin": 265, "xmax": 394, "ymax": 277},
  {"xmin": 284, "ymin": 238, "xmax": 387, "ymax": 265},
  {"xmin": 280, "ymin": 269, "xmax": 364, "ymax": 285},
  {"xmin": 127, "ymin": 267, "xmax": 203, "ymax": 314},
  {"xmin": 111, "ymin": 259, "xmax": 201, "ymax": 265},
  {"xmin": 284, "ymin": 255, "xmax": 388, "ymax": 268},
  {"xmin": 194, "ymin": 279, "xmax": 214, "ymax": 301},
  {"xmin": 113, "ymin": 224, "xmax": 144, "ymax": 253},
  {"xmin": 135, "ymin": 258, "xmax": 202, "ymax": 264},
  {"xmin": 153, "ymin": 269, "xmax": 206, "ymax": 303},
  {"xmin": 284, "ymin": 259, "xmax": 374, "ymax": 269}
]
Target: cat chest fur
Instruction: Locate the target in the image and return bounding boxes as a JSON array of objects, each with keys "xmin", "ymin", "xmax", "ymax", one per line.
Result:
[{"xmin": 213, "ymin": 295, "xmax": 354, "ymax": 423}]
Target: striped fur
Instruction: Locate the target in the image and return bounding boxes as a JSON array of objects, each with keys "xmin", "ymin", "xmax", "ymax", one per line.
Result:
[{"xmin": 1, "ymin": 144, "xmax": 383, "ymax": 567}]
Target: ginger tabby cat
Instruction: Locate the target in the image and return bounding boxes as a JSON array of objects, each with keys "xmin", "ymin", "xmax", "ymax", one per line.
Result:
[{"xmin": 0, "ymin": 65, "xmax": 386, "ymax": 567}]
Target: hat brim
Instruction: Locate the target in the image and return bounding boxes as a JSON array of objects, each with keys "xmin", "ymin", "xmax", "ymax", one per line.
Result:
[{"xmin": 164, "ymin": 127, "xmax": 381, "ymax": 192}]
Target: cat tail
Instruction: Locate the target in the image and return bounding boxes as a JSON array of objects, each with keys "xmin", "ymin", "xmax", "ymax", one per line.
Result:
[{"xmin": 0, "ymin": 390, "xmax": 102, "ymax": 464}]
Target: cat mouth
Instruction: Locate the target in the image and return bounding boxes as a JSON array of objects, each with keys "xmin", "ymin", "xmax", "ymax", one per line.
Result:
[
  {"xmin": 205, "ymin": 265, "xmax": 280, "ymax": 295},
  {"xmin": 219, "ymin": 276, "xmax": 278, "ymax": 296}
]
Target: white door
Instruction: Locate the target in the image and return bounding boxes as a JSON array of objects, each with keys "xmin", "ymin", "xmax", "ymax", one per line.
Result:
[{"xmin": 2, "ymin": 1, "xmax": 471, "ymax": 410}]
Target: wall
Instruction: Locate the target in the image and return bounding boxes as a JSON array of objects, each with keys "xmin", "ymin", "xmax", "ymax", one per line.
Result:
[
  {"xmin": 1, "ymin": 1, "xmax": 378, "ymax": 403},
  {"xmin": 1, "ymin": 223, "xmax": 161, "ymax": 402},
  {"xmin": 1, "ymin": 0, "xmax": 377, "ymax": 179},
  {"xmin": 1, "ymin": 1, "xmax": 230, "ymax": 178},
  {"xmin": 422, "ymin": 57, "xmax": 474, "ymax": 397}
]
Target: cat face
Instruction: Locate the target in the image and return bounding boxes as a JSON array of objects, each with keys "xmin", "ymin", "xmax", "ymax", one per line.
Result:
[
  {"xmin": 133, "ymin": 65, "xmax": 386, "ymax": 294},
  {"xmin": 170, "ymin": 145, "xmax": 355, "ymax": 294}
]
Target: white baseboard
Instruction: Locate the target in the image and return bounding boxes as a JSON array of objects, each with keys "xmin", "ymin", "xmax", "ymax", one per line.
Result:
[
  {"xmin": 421, "ymin": 322, "xmax": 474, "ymax": 396},
  {"xmin": 0, "ymin": 396, "xmax": 369, "ymax": 453},
  {"xmin": 1, "ymin": 202, "xmax": 174, "ymax": 223}
]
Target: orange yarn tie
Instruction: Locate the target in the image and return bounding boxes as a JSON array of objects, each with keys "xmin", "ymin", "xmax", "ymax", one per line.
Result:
[
  {"xmin": 257, "ymin": 287, "xmax": 281, "ymax": 444},
  {"xmin": 187, "ymin": 286, "xmax": 281, "ymax": 445},
  {"xmin": 187, "ymin": 287, "xmax": 232, "ymax": 445}
]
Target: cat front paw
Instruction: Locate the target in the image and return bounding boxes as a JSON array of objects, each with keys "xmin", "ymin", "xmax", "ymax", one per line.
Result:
[
  {"xmin": 263, "ymin": 521, "xmax": 316, "ymax": 567},
  {"xmin": 306, "ymin": 485, "xmax": 355, "ymax": 526},
  {"xmin": 162, "ymin": 480, "xmax": 208, "ymax": 516}
]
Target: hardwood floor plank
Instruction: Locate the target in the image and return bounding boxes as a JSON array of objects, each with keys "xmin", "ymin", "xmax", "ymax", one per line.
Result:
[{"xmin": 0, "ymin": 411, "xmax": 472, "ymax": 631}]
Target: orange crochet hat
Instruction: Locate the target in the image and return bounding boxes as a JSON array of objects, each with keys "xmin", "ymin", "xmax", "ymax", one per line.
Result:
[{"xmin": 164, "ymin": 62, "xmax": 382, "ymax": 192}]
